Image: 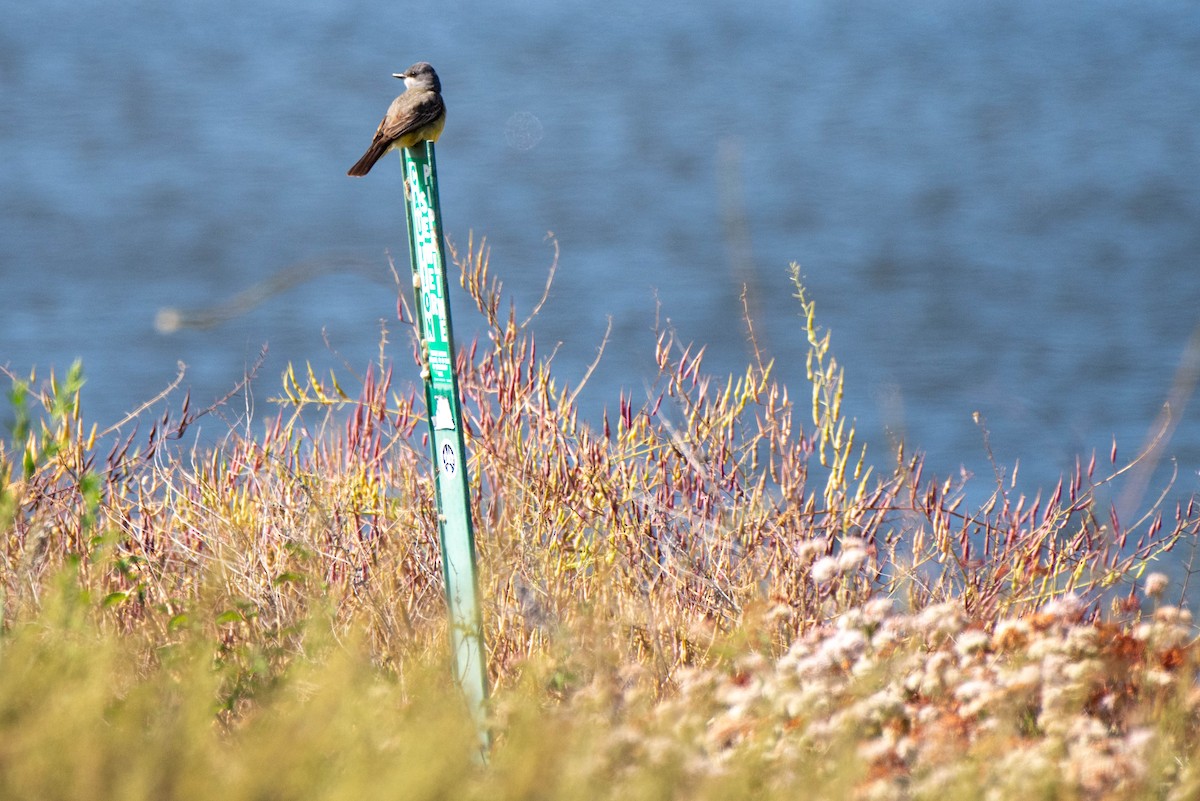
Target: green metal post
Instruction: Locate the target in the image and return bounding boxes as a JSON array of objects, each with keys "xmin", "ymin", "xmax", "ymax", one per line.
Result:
[{"xmin": 400, "ymin": 141, "xmax": 490, "ymax": 751}]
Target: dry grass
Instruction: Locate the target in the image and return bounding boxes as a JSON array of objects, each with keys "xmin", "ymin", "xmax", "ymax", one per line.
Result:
[{"xmin": 1, "ymin": 243, "xmax": 1198, "ymax": 799}]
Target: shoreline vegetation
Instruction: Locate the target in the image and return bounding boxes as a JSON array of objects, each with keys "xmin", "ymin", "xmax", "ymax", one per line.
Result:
[{"xmin": 3, "ymin": 246, "xmax": 1199, "ymax": 799}]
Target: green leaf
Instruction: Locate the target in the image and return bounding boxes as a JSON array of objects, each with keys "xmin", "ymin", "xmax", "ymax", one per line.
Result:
[{"xmin": 102, "ymin": 591, "xmax": 129, "ymax": 607}]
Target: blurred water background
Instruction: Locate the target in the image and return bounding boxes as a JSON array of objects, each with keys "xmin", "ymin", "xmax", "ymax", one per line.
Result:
[{"xmin": 2, "ymin": 1, "xmax": 1199, "ymax": 528}]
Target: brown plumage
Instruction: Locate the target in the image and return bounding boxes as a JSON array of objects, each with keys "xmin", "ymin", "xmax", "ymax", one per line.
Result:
[{"xmin": 348, "ymin": 62, "xmax": 446, "ymax": 177}]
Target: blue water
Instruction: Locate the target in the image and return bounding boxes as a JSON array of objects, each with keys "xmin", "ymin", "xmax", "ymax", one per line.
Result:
[{"xmin": 2, "ymin": 1, "xmax": 1199, "ymax": 522}]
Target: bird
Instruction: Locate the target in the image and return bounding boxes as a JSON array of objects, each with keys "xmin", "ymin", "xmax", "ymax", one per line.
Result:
[{"xmin": 348, "ymin": 62, "xmax": 446, "ymax": 177}]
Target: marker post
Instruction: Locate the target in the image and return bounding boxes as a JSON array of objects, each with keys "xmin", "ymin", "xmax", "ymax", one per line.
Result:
[{"xmin": 400, "ymin": 141, "xmax": 490, "ymax": 752}]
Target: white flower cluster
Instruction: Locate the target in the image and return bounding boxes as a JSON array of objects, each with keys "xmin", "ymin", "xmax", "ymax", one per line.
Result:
[
  {"xmin": 659, "ymin": 588, "xmax": 1197, "ymax": 798},
  {"xmin": 808, "ymin": 537, "xmax": 870, "ymax": 585}
]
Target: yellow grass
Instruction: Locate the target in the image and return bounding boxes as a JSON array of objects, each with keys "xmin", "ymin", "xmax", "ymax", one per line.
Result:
[{"xmin": 2, "ymin": 247, "xmax": 1197, "ymax": 799}]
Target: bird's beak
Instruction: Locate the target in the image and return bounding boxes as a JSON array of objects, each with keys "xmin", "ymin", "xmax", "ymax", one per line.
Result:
[{"xmin": 392, "ymin": 73, "xmax": 406, "ymax": 79}]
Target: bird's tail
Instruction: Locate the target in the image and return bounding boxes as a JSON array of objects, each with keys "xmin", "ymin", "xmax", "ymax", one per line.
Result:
[{"xmin": 347, "ymin": 140, "xmax": 390, "ymax": 177}]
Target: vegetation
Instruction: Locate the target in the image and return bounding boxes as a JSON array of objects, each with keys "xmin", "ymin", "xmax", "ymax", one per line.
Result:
[{"xmin": 2, "ymin": 243, "xmax": 1198, "ymax": 799}]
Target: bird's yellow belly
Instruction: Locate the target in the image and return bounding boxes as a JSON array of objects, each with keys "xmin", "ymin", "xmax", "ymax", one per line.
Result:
[{"xmin": 396, "ymin": 112, "xmax": 446, "ymax": 149}]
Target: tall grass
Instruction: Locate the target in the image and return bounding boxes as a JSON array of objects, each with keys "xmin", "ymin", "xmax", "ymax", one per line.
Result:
[{"xmin": 1, "ymin": 243, "xmax": 1198, "ymax": 799}]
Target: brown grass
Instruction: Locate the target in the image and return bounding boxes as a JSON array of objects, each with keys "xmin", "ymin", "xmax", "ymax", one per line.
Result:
[{"xmin": 1, "ymin": 243, "xmax": 1198, "ymax": 799}]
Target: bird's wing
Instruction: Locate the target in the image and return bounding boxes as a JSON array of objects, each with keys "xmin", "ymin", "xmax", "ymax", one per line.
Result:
[{"xmin": 375, "ymin": 91, "xmax": 446, "ymax": 142}]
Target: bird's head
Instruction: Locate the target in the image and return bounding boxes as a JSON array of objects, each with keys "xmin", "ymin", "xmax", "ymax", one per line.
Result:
[{"xmin": 393, "ymin": 62, "xmax": 441, "ymax": 94}]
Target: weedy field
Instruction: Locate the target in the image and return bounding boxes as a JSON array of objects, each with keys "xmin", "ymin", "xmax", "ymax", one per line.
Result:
[{"xmin": 2, "ymin": 244, "xmax": 1199, "ymax": 800}]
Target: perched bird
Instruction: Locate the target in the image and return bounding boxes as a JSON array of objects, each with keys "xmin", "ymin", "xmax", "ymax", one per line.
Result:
[{"xmin": 348, "ymin": 62, "xmax": 446, "ymax": 177}]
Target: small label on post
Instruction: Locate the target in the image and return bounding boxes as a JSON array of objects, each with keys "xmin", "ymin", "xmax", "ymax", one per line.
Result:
[{"xmin": 433, "ymin": 396, "xmax": 456, "ymax": 430}]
